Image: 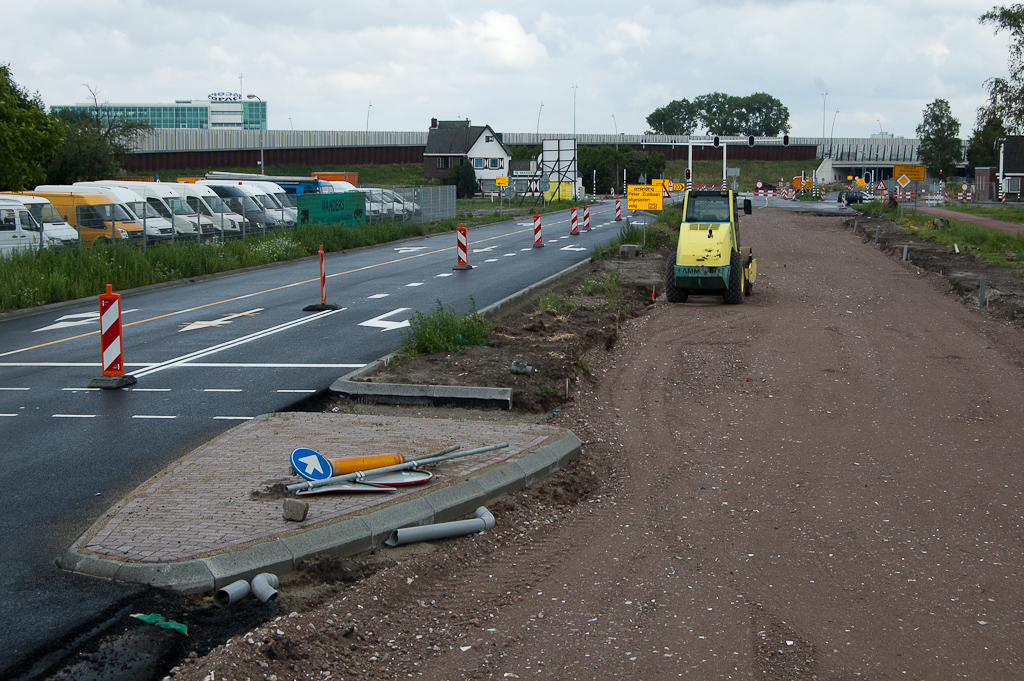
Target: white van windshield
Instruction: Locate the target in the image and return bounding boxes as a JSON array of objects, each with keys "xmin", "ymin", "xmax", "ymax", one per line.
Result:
[
  {"xmin": 166, "ymin": 196, "xmax": 196, "ymax": 216},
  {"xmin": 127, "ymin": 201, "xmax": 162, "ymax": 219},
  {"xmin": 274, "ymin": 192, "xmax": 296, "ymax": 208},
  {"xmin": 27, "ymin": 203, "xmax": 65, "ymax": 225},
  {"xmin": 254, "ymin": 195, "xmax": 276, "ymax": 210},
  {"xmin": 204, "ymin": 195, "xmax": 232, "ymax": 214}
]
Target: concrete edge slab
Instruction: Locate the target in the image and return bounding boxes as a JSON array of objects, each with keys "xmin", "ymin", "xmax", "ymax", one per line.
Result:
[{"xmin": 59, "ymin": 429, "xmax": 581, "ymax": 593}]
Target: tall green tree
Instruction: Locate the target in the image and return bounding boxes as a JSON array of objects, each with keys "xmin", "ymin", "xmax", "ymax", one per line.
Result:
[
  {"xmin": 966, "ymin": 110, "xmax": 1008, "ymax": 171},
  {"xmin": 981, "ymin": 4, "xmax": 1024, "ymax": 132},
  {"xmin": 443, "ymin": 161, "xmax": 479, "ymax": 198},
  {"xmin": 916, "ymin": 99, "xmax": 962, "ymax": 178},
  {"xmin": 46, "ymin": 88, "xmax": 150, "ymax": 184},
  {"xmin": 0, "ymin": 64, "xmax": 63, "ymax": 190},
  {"xmin": 646, "ymin": 93, "xmax": 789, "ymax": 136}
]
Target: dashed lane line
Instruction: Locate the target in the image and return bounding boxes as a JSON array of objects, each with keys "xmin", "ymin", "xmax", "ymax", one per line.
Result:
[{"xmin": 132, "ymin": 415, "xmax": 176, "ymax": 419}]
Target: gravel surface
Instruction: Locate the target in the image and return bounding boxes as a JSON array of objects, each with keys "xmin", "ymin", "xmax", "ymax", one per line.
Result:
[{"xmin": 151, "ymin": 207, "xmax": 1024, "ymax": 679}]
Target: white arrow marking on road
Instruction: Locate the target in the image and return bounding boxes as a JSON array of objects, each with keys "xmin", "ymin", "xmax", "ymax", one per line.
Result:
[
  {"xmin": 35, "ymin": 310, "xmax": 138, "ymax": 333},
  {"xmin": 298, "ymin": 454, "xmax": 325, "ymax": 476},
  {"xmin": 359, "ymin": 308, "xmax": 411, "ymax": 332},
  {"xmin": 179, "ymin": 308, "xmax": 263, "ymax": 332},
  {"xmin": 394, "ymin": 246, "xmax": 428, "ymax": 254},
  {"xmin": 560, "ymin": 244, "xmax": 588, "ymax": 252}
]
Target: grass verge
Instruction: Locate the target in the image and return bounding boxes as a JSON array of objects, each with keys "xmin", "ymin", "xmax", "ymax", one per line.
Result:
[{"xmin": 399, "ymin": 298, "xmax": 492, "ymax": 356}]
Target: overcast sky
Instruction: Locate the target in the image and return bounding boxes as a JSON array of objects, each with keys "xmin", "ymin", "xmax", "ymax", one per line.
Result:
[{"xmin": 3, "ymin": 0, "xmax": 1012, "ymax": 140}]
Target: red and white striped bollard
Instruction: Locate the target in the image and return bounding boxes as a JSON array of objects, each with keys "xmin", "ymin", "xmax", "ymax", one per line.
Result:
[
  {"xmin": 583, "ymin": 205, "xmax": 591, "ymax": 231},
  {"xmin": 570, "ymin": 206, "xmax": 579, "ymax": 235},
  {"xmin": 453, "ymin": 223, "xmax": 472, "ymax": 270},
  {"xmin": 533, "ymin": 213, "xmax": 544, "ymax": 248},
  {"xmin": 89, "ymin": 284, "xmax": 136, "ymax": 388},
  {"xmin": 615, "ymin": 198, "xmax": 622, "ymax": 221}
]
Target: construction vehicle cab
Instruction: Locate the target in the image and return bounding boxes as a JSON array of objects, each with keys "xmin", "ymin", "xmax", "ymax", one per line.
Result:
[{"xmin": 665, "ymin": 189, "xmax": 756, "ymax": 304}]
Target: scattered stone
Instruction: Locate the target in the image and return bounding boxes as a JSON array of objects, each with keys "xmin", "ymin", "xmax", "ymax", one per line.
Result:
[{"xmin": 283, "ymin": 498, "xmax": 309, "ymax": 522}]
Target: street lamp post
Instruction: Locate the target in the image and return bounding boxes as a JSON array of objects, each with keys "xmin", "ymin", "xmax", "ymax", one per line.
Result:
[
  {"xmin": 246, "ymin": 94, "xmax": 264, "ymax": 175},
  {"xmin": 536, "ymin": 102, "xmax": 543, "ymax": 136}
]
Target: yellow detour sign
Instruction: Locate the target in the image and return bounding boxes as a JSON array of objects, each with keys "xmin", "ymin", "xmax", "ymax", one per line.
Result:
[
  {"xmin": 894, "ymin": 164, "xmax": 926, "ymax": 182},
  {"xmin": 495, "ymin": 176, "xmax": 509, "ymax": 187},
  {"xmin": 627, "ymin": 184, "xmax": 663, "ymax": 211},
  {"xmin": 672, "ymin": 183, "xmax": 683, "ymax": 191}
]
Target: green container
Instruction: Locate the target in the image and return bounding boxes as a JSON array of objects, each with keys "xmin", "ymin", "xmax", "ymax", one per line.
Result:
[{"xmin": 297, "ymin": 193, "xmax": 366, "ymax": 227}]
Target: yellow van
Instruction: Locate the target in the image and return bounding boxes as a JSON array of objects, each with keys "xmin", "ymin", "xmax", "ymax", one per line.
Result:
[{"xmin": 24, "ymin": 190, "xmax": 145, "ymax": 246}]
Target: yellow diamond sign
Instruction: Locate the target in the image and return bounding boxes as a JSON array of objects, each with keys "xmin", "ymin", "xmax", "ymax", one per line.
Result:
[{"xmin": 896, "ymin": 174, "xmax": 911, "ymax": 189}]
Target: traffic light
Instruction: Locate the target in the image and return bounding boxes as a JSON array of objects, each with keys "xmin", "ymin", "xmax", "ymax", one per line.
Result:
[
  {"xmin": 713, "ymin": 135, "xmax": 720, "ymax": 148},
  {"xmin": 782, "ymin": 134, "xmax": 790, "ymax": 147},
  {"xmin": 684, "ymin": 168, "xmax": 691, "ymax": 181},
  {"xmin": 939, "ymin": 169, "xmax": 943, "ymax": 179},
  {"xmin": 748, "ymin": 135, "xmax": 755, "ymax": 147}
]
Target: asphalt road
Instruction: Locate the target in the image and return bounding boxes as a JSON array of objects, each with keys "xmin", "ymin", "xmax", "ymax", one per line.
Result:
[{"xmin": 0, "ymin": 201, "xmax": 653, "ymax": 679}]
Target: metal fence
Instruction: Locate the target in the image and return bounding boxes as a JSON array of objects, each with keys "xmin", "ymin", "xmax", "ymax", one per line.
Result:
[{"xmin": 362, "ymin": 185, "xmax": 455, "ymax": 224}]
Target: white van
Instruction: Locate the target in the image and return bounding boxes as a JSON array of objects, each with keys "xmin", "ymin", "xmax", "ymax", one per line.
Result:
[
  {"xmin": 327, "ymin": 181, "xmax": 380, "ymax": 221},
  {"xmin": 0, "ymin": 197, "xmax": 42, "ymax": 256},
  {"xmin": 169, "ymin": 183, "xmax": 246, "ymax": 236},
  {"xmin": 87, "ymin": 181, "xmax": 216, "ymax": 237},
  {"xmin": 0, "ymin": 193, "xmax": 78, "ymax": 248},
  {"xmin": 65, "ymin": 184, "xmax": 175, "ymax": 241},
  {"xmin": 238, "ymin": 180, "xmax": 299, "ymax": 222},
  {"xmin": 198, "ymin": 181, "xmax": 292, "ymax": 228}
]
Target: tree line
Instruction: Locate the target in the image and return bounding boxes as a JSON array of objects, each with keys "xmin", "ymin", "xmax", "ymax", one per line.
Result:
[{"xmin": 0, "ymin": 65, "xmax": 148, "ymax": 191}]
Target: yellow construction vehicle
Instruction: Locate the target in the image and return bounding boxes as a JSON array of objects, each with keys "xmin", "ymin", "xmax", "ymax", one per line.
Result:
[{"xmin": 665, "ymin": 189, "xmax": 755, "ymax": 304}]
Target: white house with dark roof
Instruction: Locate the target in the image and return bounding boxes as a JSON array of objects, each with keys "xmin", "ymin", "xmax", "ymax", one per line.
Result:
[{"xmin": 423, "ymin": 119, "xmax": 512, "ymax": 192}]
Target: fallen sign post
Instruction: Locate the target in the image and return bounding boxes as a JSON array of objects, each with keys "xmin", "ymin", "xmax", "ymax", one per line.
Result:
[{"xmin": 286, "ymin": 442, "xmax": 510, "ymax": 493}]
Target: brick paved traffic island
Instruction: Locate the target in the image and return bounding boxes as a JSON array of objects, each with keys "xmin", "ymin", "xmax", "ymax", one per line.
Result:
[{"xmin": 57, "ymin": 412, "xmax": 579, "ymax": 593}]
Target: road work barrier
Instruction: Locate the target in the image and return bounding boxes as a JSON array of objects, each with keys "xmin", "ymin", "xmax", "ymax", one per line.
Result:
[
  {"xmin": 615, "ymin": 199, "xmax": 622, "ymax": 221},
  {"xmin": 384, "ymin": 506, "xmax": 495, "ymax": 547},
  {"xmin": 570, "ymin": 206, "xmax": 579, "ymax": 235},
  {"xmin": 533, "ymin": 213, "xmax": 544, "ymax": 247},
  {"xmin": 583, "ymin": 205, "xmax": 591, "ymax": 231},
  {"xmin": 88, "ymin": 285, "xmax": 136, "ymax": 389},
  {"xmin": 453, "ymin": 223, "xmax": 472, "ymax": 270}
]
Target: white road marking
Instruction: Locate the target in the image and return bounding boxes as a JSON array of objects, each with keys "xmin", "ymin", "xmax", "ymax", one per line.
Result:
[
  {"xmin": 132, "ymin": 308, "xmax": 344, "ymax": 379},
  {"xmin": 214, "ymin": 416, "xmax": 254, "ymax": 421},
  {"xmin": 368, "ymin": 293, "xmax": 389, "ymax": 299},
  {"xmin": 0, "ymin": 414, "xmax": 18, "ymax": 417},
  {"xmin": 277, "ymin": 389, "xmax": 316, "ymax": 393},
  {"xmin": 484, "ymin": 258, "xmax": 498, "ymax": 263},
  {"xmin": 131, "ymin": 388, "xmax": 171, "ymax": 392},
  {"xmin": 405, "ymin": 282, "xmax": 424, "ymax": 287},
  {"xmin": 359, "ymin": 308, "xmax": 411, "ymax": 332},
  {"xmin": 560, "ymin": 244, "xmax": 588, "ymax": 252},
  {"xmin": 204, "ymin": 388, "xmax": 243, "ymax": 392},
  {"xmin": 0, "ymin": 387, "xmax": 30, "ymax": 391},
  {"xmin": 34, "ymin": 309, "xmax": 139, "ymax": 333},
  {"xmin": 435, "ymin": 273, "xmax": 454, "ymax": 277},
  {"xmin": 179, "ymin": 308, "xmax": 263, "ymax": 332},
  {"xmin": 471, "ymin": 246, "xmax": 497, "ymax": 253},
  {"xmin": 520, "ymin": 248, "xmax": 533, "ymax": 251},
  {"xmin": 503, "ymin": 253, "xmax": 516, "ymax": 257},
  {"xmin": 62, "ymin": 387, "xmax": 100, "ymax": 392},
  {"xmin": 394, "ymin": 246, "xmax": 428, "ymax": 253},
  {"xmin": 53, "ymin": 414, "xmax": 96, "ymax": 418},
  {"xmin": 133, "ymin": 415, "xmax": 176, "ymax": 419},
  {"xmin": 182, "ymin": 363, "xmax": 364, "ymax": 368}
]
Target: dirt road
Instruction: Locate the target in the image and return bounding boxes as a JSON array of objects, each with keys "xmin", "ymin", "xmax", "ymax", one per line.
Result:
[{"xmin": 175, "ymin": 208, "xmax": 1024, "ymax": 680}]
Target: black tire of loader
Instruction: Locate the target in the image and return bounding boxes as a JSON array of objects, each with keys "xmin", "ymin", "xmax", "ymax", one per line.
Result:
[
  {"xmin": 724, "ymin": 249, "xmax": 745, "ymax": 304},
  {"xmin": 665, "ymin": 257, "xmax": 688, "ymax": 303}
]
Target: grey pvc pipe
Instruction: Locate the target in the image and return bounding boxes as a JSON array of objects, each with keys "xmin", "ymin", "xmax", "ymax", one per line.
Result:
[
  {"xmin": 385, "ymin": 506, "xmax": 495, "ymax": 547},
  {"xmin": 251, "ymin": 573, "xmax": 279, "ymax": 602},
  {"xmin": 214, "ymin": 579, "xmax": 250, "ymax": 608}
]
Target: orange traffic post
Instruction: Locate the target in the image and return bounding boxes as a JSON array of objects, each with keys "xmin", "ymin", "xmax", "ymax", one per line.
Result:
[
  {"xmin": 570, "ymin": 206, "xmax": 579, "ymax": 235},
  {"xmin": 329, "ymin": 453, "xmax": 406, "ymax": 476},
  {"xmin": 533, "ymin": 213, "xmax": 544, "ymax": 247},
  {"xmin": 89, "ymin": 284, "xmax": 136, "ymax": 389},
  {"xmin": 453, "ymin": 223, "xmax": 472, "ymax": 270},
  {"xmin": 303, "ymin": 244, "xmax": 341, "ymax": 311}
]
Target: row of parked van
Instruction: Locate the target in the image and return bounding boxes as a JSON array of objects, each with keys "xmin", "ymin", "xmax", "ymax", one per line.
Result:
[
  {"xmin": 0, "ymin": 179, "xmax": 308, "ymax": 255},
  {"xmin": 1, "ymin": 176, "xmax": 422, "ymax": 257}
]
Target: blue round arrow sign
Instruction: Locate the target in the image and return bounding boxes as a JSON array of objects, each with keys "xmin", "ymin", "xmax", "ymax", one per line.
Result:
[{"xmin": 290, "ymin": 447, "xmax": 333, "ymax": 481}]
